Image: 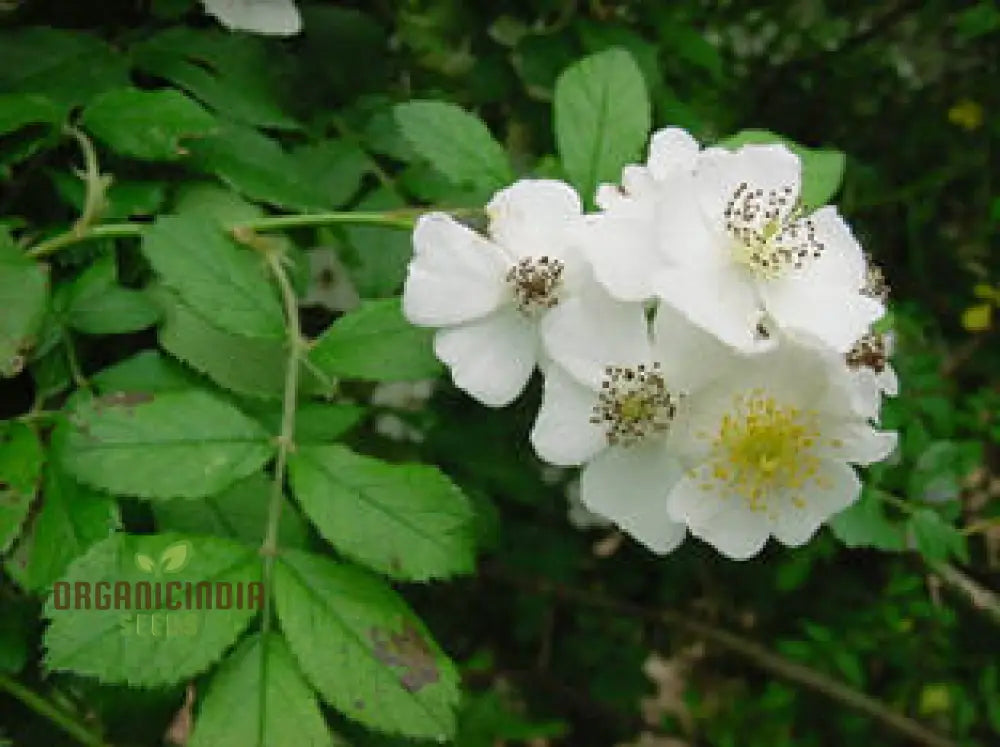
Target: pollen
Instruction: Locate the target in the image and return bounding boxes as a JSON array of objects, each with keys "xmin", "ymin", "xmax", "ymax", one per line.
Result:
[
  {"xmin": 590, "ymin": 362, "xmax": 679, "ymax": 446},
  {"xmin": 506, "ymin": 255, "xmax": 565, "ymax": 316},
  {"xmin": 724, "ymin": 182, "xmax": 824, "ymax": 280},
  {"xmin": 699, "ymin": 389, "xmax": 823, "ymax": 512}
]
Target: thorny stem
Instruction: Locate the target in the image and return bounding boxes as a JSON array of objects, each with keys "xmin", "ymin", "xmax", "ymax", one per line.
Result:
[
  {"xmin": 64, "ymin": 126, "xmax": 110, "ymax": 235},
  {"xmin": 257, "ymin": 249, "xmax": 302, "ymax": 747},
  {"xmin": 486, "ymin": 566, "xmax": 958, "ymax": 747},
  {"xmin": 0, "ymin": 673, "xmax": 108, "ymax": 747}
]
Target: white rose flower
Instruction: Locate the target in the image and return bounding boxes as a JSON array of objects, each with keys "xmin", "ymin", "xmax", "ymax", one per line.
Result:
[
  {"xmin": 653, "ymin": 141, "xmax": 885, "ymax": 353},
  {"xmin": 844, "ymin": 330, "xmax": 899, "ymax": 419},
  {"xmin": 201, "ymin": 0, "xmax": 302, "ymax": 36},
  {"xmin": 403, "ymin": 179, "xmax": 589, "ymax": 407},
  {"xmin": 665, "ymin": 340, "xmax": 898, "ymax": 560},
  {"xmin": 530, "ymin": 294, "xmax": 732, "ymax": 554}
]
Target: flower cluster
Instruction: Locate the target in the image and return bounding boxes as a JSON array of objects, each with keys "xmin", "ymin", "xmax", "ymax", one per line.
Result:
[{"xmin": 403, "ymin": 128, "xmax": 898, "ymax": 560}]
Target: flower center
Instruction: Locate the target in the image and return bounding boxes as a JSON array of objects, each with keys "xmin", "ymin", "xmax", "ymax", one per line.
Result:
[
  {"xmin": 845, "ymin": 332, "xmax": 887, "ymax": 373},
  {"xmin": 860, "ymin": 255, "xmax": 890, "ymax": 303},
  {"xmin": 589, "ymin": 363, "xmax": 679, "ymax": 446},
  {"xmin": 506, "ymin": 256, "xmax": 564, "ymax": 316},
  {"xmin": 698, "ymin": 389, "xmax": 829, "ymax": 512},
  {"xmin": 724, "ymin": 182, "xmax": 824, "ymax": 280}
]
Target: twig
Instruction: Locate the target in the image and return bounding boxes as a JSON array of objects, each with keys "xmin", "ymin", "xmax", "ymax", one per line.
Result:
[
  {"xmin": 928, "ymin": 560, "xmax": 1000, "ymax": 627},
  {"xmin": 0, "ymin": 673, "xmax": 108, "ymax": 747},
  {"xmin": 485, "ymin": 566, "xmax": 957, "ymax": 747}
]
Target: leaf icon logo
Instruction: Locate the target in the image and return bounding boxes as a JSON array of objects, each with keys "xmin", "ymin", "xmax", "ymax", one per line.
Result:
[
  {"xmin": 158, "ymin": 541, "xmax": 192, "ymax": 574},
  {"xmin": 135, "ymin": 553, "xmax": 156, "ymax": 574}
]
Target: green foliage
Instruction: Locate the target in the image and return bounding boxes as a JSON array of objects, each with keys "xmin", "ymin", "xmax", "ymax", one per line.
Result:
[
  {"xmin": 81, "ymin": 88, "xmax": 219, "ymax": 162},
  {"xmin": 290, "ymin": 444, "xmax": 475, "ymax": 580},
  {"xmin": 0, "ymin": 422, "xmax": 44, "ymax": 554},
  {"xmin": 44, "ymin": 533, "xmax": 260, "ymax": 685},
  {"xmin": 273, "ymin": 549, "xmax": 461, "ymax": 739},
  {"xmin": 61, "ymin": 389, "xmax": 274, "ymax": 499},
  {"xmin": 394, "ymin": 101, "xmax": 513, "ymax": 193},
  {"xmin": 142, "ymin": 213, "xmax": 285, "ymax": 339},
  {"xmin": 308, "ymin": 298, "xmax": 442, "ymax": 381},
  {"xmin": 0, "ymin": 233, "xmax": 48, "ymax": 377},
  {"xmin": 554, "ymin": 48, "xmax": 651, "ymax": 202},
  {"xmin": 190, "ymin": 633, "xmax": 336, "ymax": 747}
]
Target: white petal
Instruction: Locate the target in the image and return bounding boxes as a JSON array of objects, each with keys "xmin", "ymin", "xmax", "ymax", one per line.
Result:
[
  {"xmin": 695, "ymin": 144, "xmax": 802, "ymax": 226},
  {"xmin": 540, "ymin": 290, "xmax": 652, "ymax": 389},
  {"xmin": 820, "ymin": 420, "xmax": 898, "ymax": 465},
  {"xmin": 804, "ymin": 206, "xmax": 867, "ymax": 287},
  {"xmin": 655, "ymin": 264, "xmax": 768, "ymax": 353},
  {"xmin": 530, "ymin": 365, "xmax": 606, "ymax": 466},
  {"xmin": 760, "ymin": 278, "xmax": 884, "ymax": 353},
  {"xmin": 486, "ymin": 179, "xmax": 582, "ymax": 259},
  {"xmin": 577, "ymin": 208, "xmax": 664, "ymax": 302},
  {"xmin": 580, "ymin": 442, "xmax": 687, "ymax": 554},
  {"xmin": 878, "ymin": 365, "xmax": 899, "ymax": 397},
  {"xmin": 666, "ymin": 473, "xmax": 770, "ymax": 560},
  {"xmin": 434, "ymin": 306, "xmax": 537, "ymax": 407},
  {"xmin": 646, "ymin": 127, "xmax": 700, "ymax": 180},
  {"xmin": 651, "ymin": 303, "xmax": 738, "ymax": 393},
  {"xmin": 201, "ymin": 0, "xmax": 301, "ymax": 35},
  {"xmin": 404, "ymin": 213, "xmax": 509, "ymax": 327},
  {"xmin": 771, "ymin": 460, "xmax": 861, "ymax": 547}
]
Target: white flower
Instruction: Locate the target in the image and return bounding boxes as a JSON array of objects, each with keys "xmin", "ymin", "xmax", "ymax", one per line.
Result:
[
  {"xmin": 581, "ymin": 128, "xmax": 884, "ymax": 354},
  {"xmin": 579, "ymin": 128, "xmax": 703, "ymax": 303},
  {"xmin": 530, "ymin": 294, "xmax": 732, "ymax": 554},
  {"xmin": 653, "ymin": 141, "xmax": 884, "ymax": 353},
  {"xmin": 403, "ymin": 180, "xmax": 588, "ymax": 407},
  {"xmin": 201, "ymin": 0, "xmax": 302, "ymax": 36},
  {"xmin": 664, "ymin": 340, "xmax": 897, "ymax": 560}
]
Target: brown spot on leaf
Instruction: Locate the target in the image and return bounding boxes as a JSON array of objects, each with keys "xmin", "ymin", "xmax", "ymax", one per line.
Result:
[{"xmin": 370, "ymin": 622, "xmax": 439, "ymax": 693}]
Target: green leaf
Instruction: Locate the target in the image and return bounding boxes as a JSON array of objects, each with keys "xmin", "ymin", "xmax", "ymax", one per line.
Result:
[
  {"xmin": 553, "ymin": 48, "xmax": 651, "ymax": 203},
  {"xmin": 308, "ymin": 299, "xmax": 442, "ymax": 381},
  {"xmin": 91, "ymin": 350, "xmax": 198, "ymax": 394},
  {"xmin": 715, "ymin": 129, "xmax": 847, "ymax": 210},
  {"xmin": 187, "ymin": 125, "xmax": 332, "ymax": 211},
  {"xmin": 243, "ymin": 402, "xmax": 366, "ymax": 445},
  {"xmin": 338, "ymin": 187, "xmax": 412, "ymax": 298},
  {"xmin": 0, "ymin": 28, "xmax": 129, "ymax": 107},
  {"xmin": 158, "ymin": 291, "xmax": 309, "ymax": 401},
  {"xmin": 153, "ymin": 472, "xmax": 309, "ymax": 550},
  {"xmin": 5, "ymin": 463, "xmax": 119, "ymax": 591},
  {"xmin": 132, "ymin": 28, "xmax": 301, "ymax": 131},
  {"xmin": 274, "ymin": 550, "xmax": 460, "ymax": 739},
  {"xmin": 908, "ymin": 509, "xmax": 969, "ymax": 563},
  {"xmin": 394, "ymin": 100, "xmax": 513, "ymax": 192},
  {"xmin": 290, "ymin": 444, "xmax": 475, "ymax": 580},
  {"xmin": 288, "ymin": 140, "xmax": 371, "ymax": 209},
  {"xmin": 0, "ymin": 235, "xmax": 49, "ymax": 377},
  {"xmin": 191, "ymin": 632, "xmax": 338, "ymax": 747},
  {"xmin": 0, "ymin": 93, "xmax": 64, "ymax": 136},
  {"xmin": 0, "ymin": 596, "xmax": 34, "ymax": 674},
  {"xmin": 142, "ymin": 213, "xmax": 284, "ymax": 339},
  {"xmin": 829, "ymin": 489, "xmax": 905, "ymax": 551},
  {"xmin": 0, "ymin": 422, "xmax": 44, "ymax": 554},
  {"xmin": 66, "ymin": 255, "xmax": 161, "ymax": 335},
  {"xmin": 81, "ymin": 88, "xmax": 219, "ymax": 161},
  {"xmin": 61, "ymin": 389, "xmax": 273, "ymax": 499},
  {"xmin": 44, "ymin": 533, "xmax": 261, "ymax": 686}
]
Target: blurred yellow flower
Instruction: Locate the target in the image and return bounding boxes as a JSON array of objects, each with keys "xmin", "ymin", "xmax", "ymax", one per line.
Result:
[{"xmin": 948, "ymin": 99, "xmax": 984, "ymax": 130}]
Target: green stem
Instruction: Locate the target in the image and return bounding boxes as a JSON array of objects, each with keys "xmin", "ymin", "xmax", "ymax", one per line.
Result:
[
  {"xmin": 0, "ymin": 674, "xmax": 107, "ymax": 747},
  {"xmin": 24, "ymin": 209, "xmax": 434, "ymax": 260},
  {"xmin": 26, "ymin": 224, "xmax": 144, "ymax": 259},
  {"xmin": 257, "ymin": 251, "xmax": 302, "ymax": 747}
]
